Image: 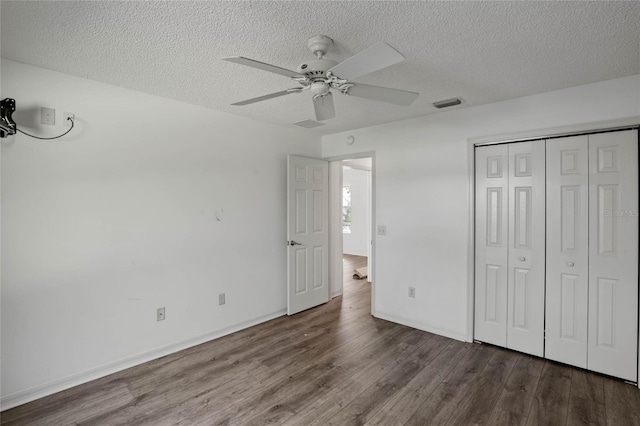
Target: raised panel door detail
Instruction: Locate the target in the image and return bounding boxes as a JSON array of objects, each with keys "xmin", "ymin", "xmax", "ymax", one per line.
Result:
[
  {"xmin": 295, "ymin": 248, "xmax": 308, "ymax": 294},
  {"xmin": 588, "ymin": 130, "xmax": 638, "ymax": 382},
  {"xmin": 507, "ymin": 141, "xmax": 544, "ymax": 357},
  {"xmin": 597, "ymin": 146, "xmax": 619, "ymax": 173},
  {"xmin": 514, "ymin": 153, "xmax": 532, "ymax": 177},
  {"xmin": 313, "ymin": 246, "xmax": 324, "ymax": 289},
  {"xmin": 475, "ymin": 144, "xmax": 508, "ymax": 348},
  {"xmin": 295, "ymin": 165, "xmax": 308, "ymax": 182},
  {"xmin": 313, "ymin": 166, "xmax": 323, "ymax": 183},
  {"xmin": 561, "ymin": 186, "xmax": 580, "ymax": 253},
  {"xmin": 485, "ymin": 264, "xmax": 500, "ymax": 322},
  {"xmin": 561, "ymin": 150, "xmax": 581, "ymax": 175},
  {"xmin": 287, "ymin": 155, "xmax": 329, "ymax": 316},
  {"xmin": 514, "ymin": 187, "xmax": 532, "ymax": 249},
  {"xmin": 546, "ymin": 135, "xmax": 589, "ymax": 369},
  {"xmin": 560, "ymin": 274, "xmax": 578, "ymax": 340},
  {"xmin": 295, "ymin": 190, "xmax": 307, "ymax": 235},
  {"xmin": 598, "ymin": 185, "xmax": 618, "ymax": 256},
  {"xmin": 487, "ymin": 188, "xmax": 503, "ymax": 247},
  {"xmin": 313, "ymin": 190, "xmax": 323, "ymax": 232},
  {"xmin": 487, "ymin": 156, "xmax": 503, "ymax": 178},
  {"xmin": 513, "ymin": 268, "xmax": 529, "ymax": 329},
  {"xmin": 596, "ymin": 277, "xmax": 616, "ymax": 348}
]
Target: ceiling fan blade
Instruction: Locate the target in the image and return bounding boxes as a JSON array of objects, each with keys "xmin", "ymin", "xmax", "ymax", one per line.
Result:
[
  {"xmin": 231, "ymin": 89, "xmax": 300, "ymax": 106},
  {"xmin": 347, "ymin": 83, "xmax": 419, "ymax": 106},
  {"xmin": 313, "ymin": 93, "xmax": 336, "ymax": 121},
  {"xmin": 327, "ymin": 42, "xmax": 405, "ymax": 80},
  {"xmin": 223, "ymin": 56, "xmax": 305, "ymax": 79}
]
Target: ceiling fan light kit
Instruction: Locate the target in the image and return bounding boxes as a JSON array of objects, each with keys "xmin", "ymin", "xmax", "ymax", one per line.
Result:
[{"xmin": 222, "ymin": 35, "xmax": 419, "ymax": 123}]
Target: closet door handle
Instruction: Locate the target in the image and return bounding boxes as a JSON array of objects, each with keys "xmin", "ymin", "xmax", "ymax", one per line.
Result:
[
  {"xmin": 519, "ymin": 256, "xmax": 526, "ymax": 261},
  {"xmin": 567, "ymin": 261, "xmax": 575, "ymax": 267}
]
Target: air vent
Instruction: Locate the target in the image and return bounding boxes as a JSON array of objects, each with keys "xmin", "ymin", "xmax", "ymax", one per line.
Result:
[
  {"xmin": 433, "ymin": 98, "xmax": 462, "ymax": 109},
  {"xmin": 293, "ymin": 119, "xmax": 325, "ymax": 128}
]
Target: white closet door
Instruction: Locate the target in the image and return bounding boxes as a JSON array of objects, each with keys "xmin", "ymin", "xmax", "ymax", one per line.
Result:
[
  {"xmin": 545, "ymin": 135, "xmax": 589, "ymax": 368},
  {"xmin": 475, "ymin": 144, "xmax": 508, "ymax": 347},
  {"xmin": 588, "ymin": 130, "xmax": 638, "ymax": 382},
  {"xmin": 506, "ymin": 141, "xmax": 546, "ymax": 356}
]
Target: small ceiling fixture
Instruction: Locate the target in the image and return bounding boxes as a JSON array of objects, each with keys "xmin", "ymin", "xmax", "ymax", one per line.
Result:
[
  {"xmin": 432, "ymin": 98, "xmax": 462, "ymax": 109},
  {"xmin": 293, "ymin": 119, "xmax": 325, "ymax": 128}
]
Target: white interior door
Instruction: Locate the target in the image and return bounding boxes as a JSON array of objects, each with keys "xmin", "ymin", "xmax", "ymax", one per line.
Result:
[
  {"xmin": 545, "ymin": 135, "xmax": 589, "ymax": 368},
  {"xmin": 474, "ymin": 144, "xmax": 509, "ymax": 347},
  {"xmin": 506, "ymin": 141, "xmax": 545, "ymax": 357},
  {"xmin": 587, "ymin": 130, "xmax": 638, "ymax": 382},
  {"xmin": 287, "ymin": 155, "xmax": 329, "ymax": 315}
]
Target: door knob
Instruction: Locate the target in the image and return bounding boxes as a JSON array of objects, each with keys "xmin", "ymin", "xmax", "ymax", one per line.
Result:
[
  {"xmin": 519, "ymin": 256, "xmax": 526, "ymax": 261},
  {"xmin": 567, "ymin": 261, "xmax": 575, "ymax": 267},
  {"xmin": 288, "ymin": 240, "xmax": 302, "ymax": 246}
]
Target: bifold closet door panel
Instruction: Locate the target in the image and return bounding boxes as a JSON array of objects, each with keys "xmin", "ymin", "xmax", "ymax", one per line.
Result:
[
  {"xmin": 475, "ymin": 144, "xmax": 508, "ymax": 347},
  {"xmin": 588, "ymin": 130, "xmax": 639, "ymax": 382},
  {"xmin": 545, "ymin": 135, "xmax": 589, "ymax": 368},
  {"xmin": 506, "ymin": 141, "xmax": 545, "ymax": 357}
]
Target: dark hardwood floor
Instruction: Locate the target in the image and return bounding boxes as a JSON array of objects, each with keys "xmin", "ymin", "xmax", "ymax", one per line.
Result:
[{"xmin": 2, "ymin": 254, "xmax": 639, "ymax": 425}]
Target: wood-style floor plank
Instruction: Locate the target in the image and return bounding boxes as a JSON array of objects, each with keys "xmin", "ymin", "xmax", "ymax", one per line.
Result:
[
  {"xmin": 2, "ymin": 254, "xmax": 639, "ymax": 426},
  {"xmin": 445, "ymin": 346, "xmax": 518, "ymax": 425},
  {"xmin": 321, "ymin": 334, "xmax": 449, "ymax": 426},
  {"xmin": 603, "ymin": 376, "xmax": 640, "ymax": 426},
  {"xmin": 278, "ymin": 329, "xmax": 429, "ymax": 426},
  {"xmin": 567, "ymin": 369, "xmax": 606, "ymax": 425},
  {"xmin": 486, "ymin": 353, "xmax": 545, "ymax": 426},
  {"xmin": 526, "ymin": 361, "xmax": 572, "ymax": 425},
  {"xmin": 200, "ymin": 324, "xmax": 421, "ymax": 425},
  {"xmin": 403, "ymin": 343, "xmax": 495, "ymax": 425},
  {"xmin": 364, "ymin": 339, "xmax": 469, "ymax": 426}
]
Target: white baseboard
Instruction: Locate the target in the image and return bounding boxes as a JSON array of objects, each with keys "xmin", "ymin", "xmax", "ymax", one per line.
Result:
[
  {"xmin": 0, "ymin": 309, "xmax": 286, "ymax": 411},
  {"xmin": 374, "ymin": 311, "xmax": 467, "ymax": 342}
]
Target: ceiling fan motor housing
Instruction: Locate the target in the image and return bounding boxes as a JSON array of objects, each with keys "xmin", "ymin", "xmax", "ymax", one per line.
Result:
[
  {"xmin": 310, "ymin": 81, "xmax": 331, "ymax": 97},
  {"xmin": 296, "ymin": 58, "xmax": 339, "ymax": 79}
]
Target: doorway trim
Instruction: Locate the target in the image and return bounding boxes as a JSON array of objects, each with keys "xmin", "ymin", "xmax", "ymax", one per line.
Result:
[{"xmin": 324, "ymin": 151, "xmax": 376, "ymax": 316}]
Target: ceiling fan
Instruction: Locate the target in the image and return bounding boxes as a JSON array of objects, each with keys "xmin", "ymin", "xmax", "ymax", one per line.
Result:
[{"xmin": 223, "ymin": 35, "xmax": 419, "ymax": 122}]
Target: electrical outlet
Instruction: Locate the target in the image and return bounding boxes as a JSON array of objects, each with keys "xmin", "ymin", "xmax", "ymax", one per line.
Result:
[
  {"xmin": 408, "ymin": 287, "xmax": 416, "ymax": 298},
  {"xmin": 157, "ymin": 307, "xmax": 165, "ymax": 321},
  {"xmin": 219, "ymin": 293, "xmax": 226, "ymax": 305},
  {"xmin": 377, "ymin": 225, "xmax": 387, "ymax": 236},
  {"xmin": 41, "ymin": 107, "xmax": 55, "ymax": 125},
  {"xmin": 63, "ymin": 112, "xmax": 75, "ymax": 127}
]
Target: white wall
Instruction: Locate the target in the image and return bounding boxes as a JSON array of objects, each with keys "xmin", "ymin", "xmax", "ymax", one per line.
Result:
[
  {"xmin": 342, "ymin": 167, "xmax": 370, "ymax": 257},
  {"xmin": 323, "ymin": 75, "xmax": 640, "ymax": 341},
  {"xmin": 0, "ymin": 60, "xmax": 321, "ymax": 408}
]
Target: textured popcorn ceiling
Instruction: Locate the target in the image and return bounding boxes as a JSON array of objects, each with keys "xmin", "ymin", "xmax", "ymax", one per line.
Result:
[{"xmin": 1, "ymin": 1, "xmax": 639, "ymax": 135}]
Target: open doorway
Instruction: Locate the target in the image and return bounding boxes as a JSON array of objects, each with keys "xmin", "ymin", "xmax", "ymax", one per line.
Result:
[
  {"xmin": 327, "ymin": 154, "xmax": 374, "ymax": 314},
  {"xmin": 341, "ymin": 158, "xmax": 372, "ymax": 287}
]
